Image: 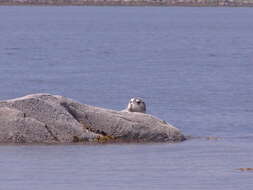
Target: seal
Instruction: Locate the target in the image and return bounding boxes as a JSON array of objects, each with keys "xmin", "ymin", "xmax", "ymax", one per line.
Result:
[{"xmin": 123, "ymin": 98, "xmax": 146, "ymax": 113}]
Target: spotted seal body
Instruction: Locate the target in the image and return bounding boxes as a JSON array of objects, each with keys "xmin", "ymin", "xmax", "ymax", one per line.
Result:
[{"xmin": 123, "ymin": 98, "xmax": 146, "ymax": 113}]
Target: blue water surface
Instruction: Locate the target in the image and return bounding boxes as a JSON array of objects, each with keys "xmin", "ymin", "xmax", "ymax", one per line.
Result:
[{"xmin": 0, "ymin": 6, "xmax": 253, "ymax": 190}]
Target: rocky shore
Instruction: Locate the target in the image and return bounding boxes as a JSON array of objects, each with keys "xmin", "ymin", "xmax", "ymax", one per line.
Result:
[
  {"xmin": 0, "ymin": 0, "xmax": 253, "ymax": 6},
  {"xmin": 0, "ymin": 94, "xmax": 185, "ymax": 144}
]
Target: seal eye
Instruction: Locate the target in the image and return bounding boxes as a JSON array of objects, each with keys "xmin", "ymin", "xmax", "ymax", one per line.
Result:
[{"xmin": 136, "ymin": 100, "xmax": 141, "ymax": 104}]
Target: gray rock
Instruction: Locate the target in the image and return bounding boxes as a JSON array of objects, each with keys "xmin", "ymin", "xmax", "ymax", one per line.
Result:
[{"xmin": 0, "ymin": 94, "xmax": 185, "ymax": 144}]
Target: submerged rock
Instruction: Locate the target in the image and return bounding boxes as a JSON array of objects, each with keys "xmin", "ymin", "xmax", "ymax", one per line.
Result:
[{"xmin": 0, "ymin": 94, "xmax": 185, "ymax": 144}]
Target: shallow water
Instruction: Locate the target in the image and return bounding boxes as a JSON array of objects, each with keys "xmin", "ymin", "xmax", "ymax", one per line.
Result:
[{"xmin": 0, "ymin": 6, "xmax": 253, "ymax": 189}]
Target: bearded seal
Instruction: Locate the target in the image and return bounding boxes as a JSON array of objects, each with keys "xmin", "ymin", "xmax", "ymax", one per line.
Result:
[{"xmin": 123, "ymin": 98, "xmax": 146, "ymax": 113}]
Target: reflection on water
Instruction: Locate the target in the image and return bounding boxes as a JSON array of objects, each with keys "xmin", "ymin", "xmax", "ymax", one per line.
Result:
[{"xmin": 0, "ymin": 139, "xmax": 253, "ymax": 190}]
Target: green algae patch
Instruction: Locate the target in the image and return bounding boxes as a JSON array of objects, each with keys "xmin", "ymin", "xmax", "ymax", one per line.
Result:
[
  {"xmin": 96, "ymin": 135, "xmax": 116, "ymax": 143},
  {"xmin": 238, "ymin": 168, "xmax": 253, "ymax": 172}
]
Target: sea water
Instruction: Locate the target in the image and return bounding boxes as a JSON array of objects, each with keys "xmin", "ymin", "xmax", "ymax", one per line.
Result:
[{"xmin": 0, "ymin": 6, "xmax": 253, "ymax": 190}]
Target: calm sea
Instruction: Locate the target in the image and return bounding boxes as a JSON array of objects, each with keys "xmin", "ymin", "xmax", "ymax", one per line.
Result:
[{"xmin": 0, "ymin": 6, "xmax": 253, "ymax": 190}]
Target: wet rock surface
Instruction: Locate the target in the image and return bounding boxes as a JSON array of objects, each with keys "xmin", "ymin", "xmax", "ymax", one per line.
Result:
[{"xmin": 0, "ymin": 94, "xmax": 185, "ymax": 144}]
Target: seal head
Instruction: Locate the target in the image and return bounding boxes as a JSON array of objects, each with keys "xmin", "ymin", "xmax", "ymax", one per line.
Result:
[{"xmin": 126, "ymin": 98, "xmax": 146, "ymax": 113}]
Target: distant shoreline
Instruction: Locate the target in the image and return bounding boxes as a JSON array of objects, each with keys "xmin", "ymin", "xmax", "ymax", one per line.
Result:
[{"xmin": 0, "ymin": 0, "xmax": 253, "ymax": 7}]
